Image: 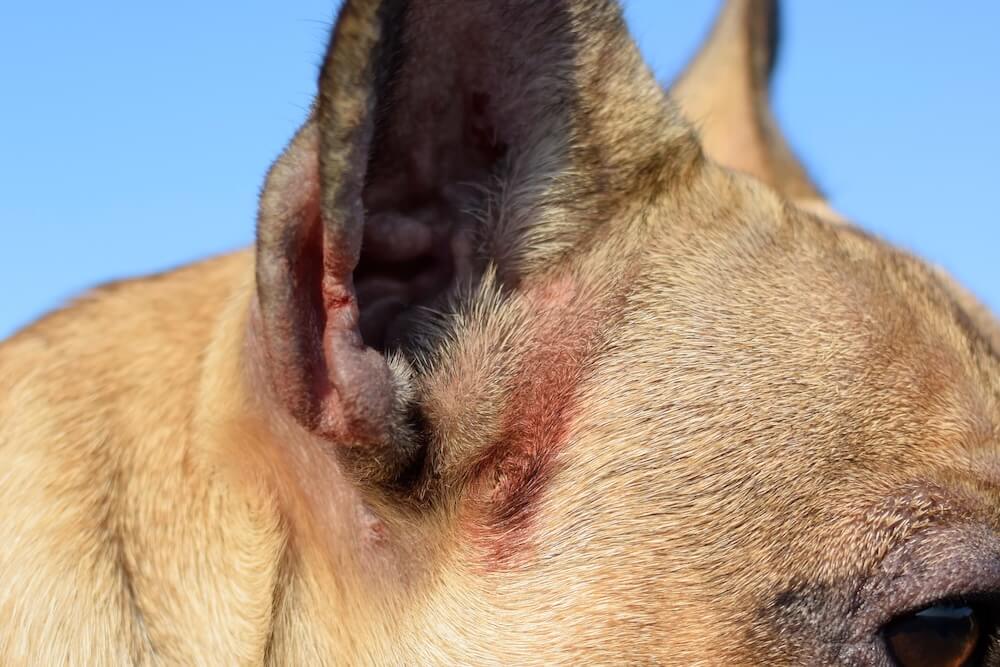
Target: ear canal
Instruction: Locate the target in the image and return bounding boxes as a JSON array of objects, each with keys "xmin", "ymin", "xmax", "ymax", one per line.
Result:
[
  {"xmin": 253, "ymin": 0, "xmax": 699, "ymax": 488},
  {"xmin": 671, "ymin": 0, "xmax": 823, "ymax": 202}
]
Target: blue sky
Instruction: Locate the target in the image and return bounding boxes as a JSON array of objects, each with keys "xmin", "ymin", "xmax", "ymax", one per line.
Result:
[{"xmin": 1, "ymin": 2, "xmax": 997, "ymax": 339}]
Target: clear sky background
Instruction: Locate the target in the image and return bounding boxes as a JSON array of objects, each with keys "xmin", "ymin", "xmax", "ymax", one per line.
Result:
[{"xmin": 1, "ymin": 2, "xmax": 997, "ymax": 339}]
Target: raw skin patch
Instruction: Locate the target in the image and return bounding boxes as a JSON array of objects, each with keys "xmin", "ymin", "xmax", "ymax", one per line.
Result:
[{"xmin": 466, "ymin": 276, "xmax": 616, "ymax": 569}]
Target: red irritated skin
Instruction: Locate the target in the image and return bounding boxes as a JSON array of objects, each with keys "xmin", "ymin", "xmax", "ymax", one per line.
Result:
[{"xmin": 462, "ymin": 274, "xmax": 628, "ymax": 570}]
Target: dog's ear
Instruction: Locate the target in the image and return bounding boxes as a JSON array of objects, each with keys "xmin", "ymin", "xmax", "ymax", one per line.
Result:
[
  {"xmin": 253, "ymin": 0, "xmax": 697, "ymax": 486},
  {"xmin": 672, "ymin": 0, "xmax": 822, "ymax": 202}
]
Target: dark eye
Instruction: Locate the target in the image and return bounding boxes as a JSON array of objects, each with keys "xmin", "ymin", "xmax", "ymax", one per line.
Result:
[{"xmin": 884, "ymin": 603, "xmax": 985, "ymax": 667}]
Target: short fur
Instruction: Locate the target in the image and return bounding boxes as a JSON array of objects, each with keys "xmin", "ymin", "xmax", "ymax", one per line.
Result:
[{"xmin": 2, "ymin": 0, "xmax": 998, "ymax": 664}]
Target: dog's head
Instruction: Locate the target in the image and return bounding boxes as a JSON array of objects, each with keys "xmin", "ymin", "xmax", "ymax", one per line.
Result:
[{"xmin": 246, "ymin": 0, "xmax": 1000, "ymax": 663}]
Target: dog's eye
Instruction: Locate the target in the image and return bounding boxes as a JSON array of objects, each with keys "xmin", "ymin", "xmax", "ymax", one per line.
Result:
[{"xmin": 884, "ymin": 603, "xmax": 984, "ymax": 667}]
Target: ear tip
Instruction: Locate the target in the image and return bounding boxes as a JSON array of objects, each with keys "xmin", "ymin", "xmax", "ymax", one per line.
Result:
[
  {"xmin": 725, "ymin": 0, "xmax": 782, "ymax": 78},
  {"xmin": 757, "ymin": 0, "xmax": 782, "ymax": 75}
]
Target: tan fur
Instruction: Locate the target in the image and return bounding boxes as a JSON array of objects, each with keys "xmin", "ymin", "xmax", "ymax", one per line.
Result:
[{"xmin": 2, "ymin": 1, "xmax": 998, "ymax": 664}]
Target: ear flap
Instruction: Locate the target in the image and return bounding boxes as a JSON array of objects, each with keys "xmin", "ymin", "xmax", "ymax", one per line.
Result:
[
  {"xmin": 253, "ymin": 0, "xmax": 697, "ymax": 486},
  {"xmin": 255, "ymin": 117, "xmax": 422, "ymax": 485},
  {"xmin": 671, "ymin": 0, "xmax": 822, "ymax": 202}
]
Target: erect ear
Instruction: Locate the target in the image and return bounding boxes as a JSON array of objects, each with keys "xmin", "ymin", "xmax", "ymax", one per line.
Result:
[
  {"xmin": 671, "ymin": 0, "xmax": 825, "ymax": 205},
  {"xmin": 253, "ymin": 0, "xmax": 696, "ymax": 486}
]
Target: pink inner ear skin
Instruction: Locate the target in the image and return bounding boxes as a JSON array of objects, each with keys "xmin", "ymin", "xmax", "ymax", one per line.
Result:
[
  {"xmin": 464, "ymin": 275, "xmax": 623, "ymax": 570},
  {"xmin": 316, "ymin": 255, "xmax": 397, "ymax": 447}
]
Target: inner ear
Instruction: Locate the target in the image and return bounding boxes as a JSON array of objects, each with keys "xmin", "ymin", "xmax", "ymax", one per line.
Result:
[
  {"xmin": 328, "ymin": 0, "xmax": 687, "ymax": 354},
  {"xmin": 349, "ymin": 4, "xmax": 569, "ymax": 353},
  {"xmin": 353, "ymin": 165, "xmax": 491, "ymax": 352}
]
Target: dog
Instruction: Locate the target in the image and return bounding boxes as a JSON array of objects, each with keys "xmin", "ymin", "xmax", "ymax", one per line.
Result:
[{"xmin": 2, "ymin": 0, "xmax": 998, "ymax": 664}]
